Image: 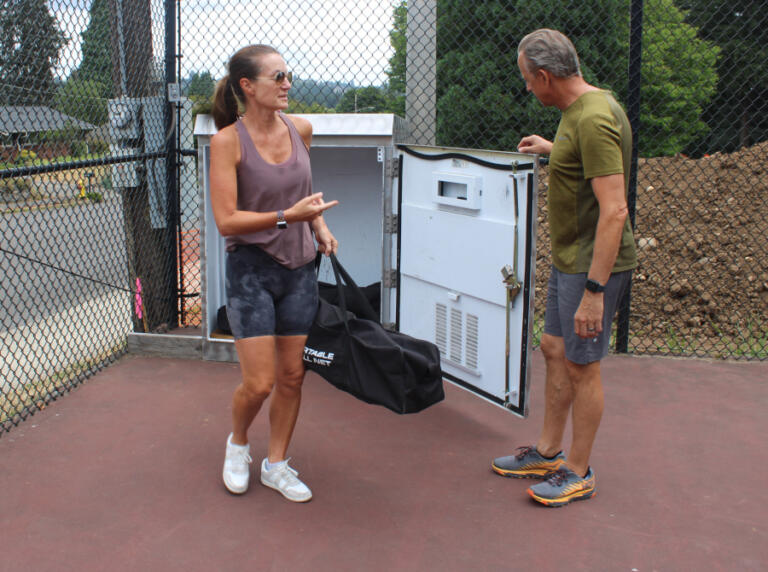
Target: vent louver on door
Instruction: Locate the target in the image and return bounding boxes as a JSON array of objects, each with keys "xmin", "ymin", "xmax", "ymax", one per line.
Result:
[
  {"xmin": 465, "ymin": 314, "xmax": 479, "ymax": 370},
  {"xmin": 435, "ymin": 303, "xmax": 447, "ymax": 356},
  {"xmin": 435, "ymin": 302, "xmax": 480, "ymax": 371},
  {"xmin": 450, "ymin": 308, "xmax": 463, "ymax": 363}
]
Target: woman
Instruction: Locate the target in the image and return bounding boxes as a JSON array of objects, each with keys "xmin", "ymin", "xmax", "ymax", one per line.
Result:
[{"xmin": 209, "ymin": 45, "xmax": 338, "ymax": 502}]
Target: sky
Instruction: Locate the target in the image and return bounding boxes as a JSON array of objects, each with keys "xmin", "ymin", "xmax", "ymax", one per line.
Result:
[{"xmin": 50, "ymin": 0, "xmax": 399, "ymax": 85}]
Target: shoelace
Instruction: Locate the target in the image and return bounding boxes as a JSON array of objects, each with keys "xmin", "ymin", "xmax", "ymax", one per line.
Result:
[
  {"xmin": 515, "ymin": 445, "xmax": 535, "ymax": 460},
  {"xmin": 274, "ymin": 463, "xmax": 301, "ymax": 485},
  {"xmin": 543, "ymin": 468, "xmax": 570, "ymax": 485},
  {"xmin": 229, "ymin": 450, "xmax": 252, "ymax": 467}
]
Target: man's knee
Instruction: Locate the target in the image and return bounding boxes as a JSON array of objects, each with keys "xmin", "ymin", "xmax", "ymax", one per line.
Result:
[
  {"xmin": 540, "ymin": 333, "xmax": 566, "ymax": 362},
  {"xmin": 564, "ymin": 358, "xmax": 601, "ymax": 384}
]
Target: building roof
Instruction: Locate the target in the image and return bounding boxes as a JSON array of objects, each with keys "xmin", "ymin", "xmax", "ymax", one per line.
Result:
[{"xmin": 0, "ymin": 106, "xmax": 96, "ymax": 137}]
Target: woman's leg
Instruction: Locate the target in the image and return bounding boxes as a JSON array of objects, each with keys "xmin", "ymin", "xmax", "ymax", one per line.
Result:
[
  {"xmin": 267, "ymin": 335, "xmax": 308, "ymax": 461},
  {"xmin": 231, "ymin": 335, "xmax": 277, "ymax": 445}
]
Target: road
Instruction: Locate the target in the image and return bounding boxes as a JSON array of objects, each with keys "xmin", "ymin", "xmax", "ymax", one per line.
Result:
[
  {"xmin": 1, "ymin": 190, "xmax": 131, "ymax": 331},
  {"xmin": 0, "ymin": 190, "xmax": 133, "ymax": 395}
]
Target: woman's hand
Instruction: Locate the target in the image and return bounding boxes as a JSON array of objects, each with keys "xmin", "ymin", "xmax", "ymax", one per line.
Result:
[
  {"xmin": 314, "ymin": 224, "xmax": 338, "ymax": 256},
  {"xmin": 285, "ymin": 192, "xmax": 338, "ymax": 223}
]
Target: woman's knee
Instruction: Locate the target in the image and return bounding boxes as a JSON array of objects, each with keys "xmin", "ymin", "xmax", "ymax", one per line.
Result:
[
  {"xmin": 275, "ymin": 365, "xmax": 305, "ymax": 393},
  {"xmin": 237, "ymin": 377, "xmax": 273, "ymax": 403}
]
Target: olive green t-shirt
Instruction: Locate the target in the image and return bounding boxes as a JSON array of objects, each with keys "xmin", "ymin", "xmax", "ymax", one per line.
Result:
[{"xmin": 548, "ymin": 90, "xmax": 637, "ymax": 274}]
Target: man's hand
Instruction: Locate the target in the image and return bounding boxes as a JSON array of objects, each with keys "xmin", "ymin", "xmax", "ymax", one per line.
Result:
[
  {"xmin": 574, "ymin": 290, "xmax": 604, "ymax": 339},
  {"xmin": 517, "ymin": 134, "xmax": 553, "ymax": 155}
]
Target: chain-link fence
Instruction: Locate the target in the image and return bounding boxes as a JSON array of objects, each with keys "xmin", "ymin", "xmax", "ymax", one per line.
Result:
[
  {"xmin": 1, "ymin": 0, "xmax": 766, "ymax": 434},
  {"xmin": 0, "ymin": 0, "xmax": 183, "ymax": 432}
]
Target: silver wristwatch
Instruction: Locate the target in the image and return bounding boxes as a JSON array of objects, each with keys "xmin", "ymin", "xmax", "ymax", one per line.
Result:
[{"xmin": 276, "ymin": 210, "xmax": 288, "ymax": 230}]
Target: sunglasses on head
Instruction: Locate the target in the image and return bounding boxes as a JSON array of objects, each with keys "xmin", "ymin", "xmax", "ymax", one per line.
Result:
[{"xmin": 255, "ymin": 70, "xmax": 293, "ymax": 84}]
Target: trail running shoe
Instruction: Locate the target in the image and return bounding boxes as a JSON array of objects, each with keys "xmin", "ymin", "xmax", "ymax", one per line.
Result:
[
  {"xmin": 491, "ymin": 446, "xmax": 566, "ymax": 478},
  {"xmin": 527, "ymin": 466, "xmax": 596, "ymax": 507},
  {"xmin": 222, "ymin": 433, "xmax": 252, "ymax": 494},
  {"xmin": 260, "ymin": 459, "xmax": 313, "ymax": 503}
]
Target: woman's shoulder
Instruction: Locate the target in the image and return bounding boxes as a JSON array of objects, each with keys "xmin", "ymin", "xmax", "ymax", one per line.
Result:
[
  {"xmin": 210, "ymin": 121, "xmax": 242, "ymax": 167},
  {"xmin": 285, "ymin": 114, "xmax": 313, "ymax": 146},
  {"xmin": 211, "ymin": 122, "xmax": 240, "ymax": 149}
]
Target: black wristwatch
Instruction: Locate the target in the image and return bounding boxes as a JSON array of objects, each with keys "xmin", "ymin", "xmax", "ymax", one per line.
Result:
[
  {"xmin": 585, "ymin": 278, "xmax": 605, "ymax": 293},
  {"xmin": 276, "ymin": 210, "xmax": 288, "ymax": 230}
]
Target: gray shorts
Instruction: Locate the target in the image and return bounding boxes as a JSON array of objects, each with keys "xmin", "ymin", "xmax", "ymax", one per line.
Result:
[
  {"xmin": 543, "ymin": 265, "xmax": 632, "ymax": 365},
  {"xmin": 225, "ymin": 245, "xmax": 318, "ymax": 339}
]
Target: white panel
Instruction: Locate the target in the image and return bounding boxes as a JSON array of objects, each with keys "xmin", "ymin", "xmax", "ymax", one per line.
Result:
[
  {"xmin": 310, "ymin": 147, "xmax": 383, "ymax": 286},
  {"xmin": 401, "ymin": 206, "xmax": 515, "ymax": 306}
]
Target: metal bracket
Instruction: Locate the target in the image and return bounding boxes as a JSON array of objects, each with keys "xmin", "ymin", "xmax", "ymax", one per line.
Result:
[
  {"xmin": 501, "ymin": 264, "xmax": 521, "ymax": 300},
  {"xmin": 383, "ymin": 214, "xmax": 399, "ymax": 234},
  {"xmin": 386, "ymin": 157, "xmax": 400, "ymax": 178},
  {"xmin": 382, "ymin": 269, "xmax": 398, "ymax": 288}
]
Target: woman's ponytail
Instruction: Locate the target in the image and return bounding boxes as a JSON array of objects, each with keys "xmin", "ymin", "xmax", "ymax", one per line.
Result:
[{"xmin": 211, "ymin": 74, "xmax": 239, "ymax": 130}]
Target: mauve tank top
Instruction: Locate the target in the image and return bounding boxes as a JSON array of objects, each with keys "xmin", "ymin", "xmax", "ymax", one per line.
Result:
[{"xmin": 225, "ymin": 113, "xmax": 315, "ymax": 269}]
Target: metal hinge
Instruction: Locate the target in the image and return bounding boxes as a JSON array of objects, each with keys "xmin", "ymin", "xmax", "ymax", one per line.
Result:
[
  {"xmin": 382, "ymin": 269, "xmax": 398, "ymax": 288},
  {"xmin": 384, "ymin": 214, "xmax": 399, "ymax": 234},
  {"xmin": 386, "ymin": 157, "xmax": 400, "ymax": 178}
]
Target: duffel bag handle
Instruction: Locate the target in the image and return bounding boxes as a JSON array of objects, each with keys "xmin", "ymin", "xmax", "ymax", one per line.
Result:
[{"xmin": 328, "ymin": 254, "xmax": 380, "ymax": 323}]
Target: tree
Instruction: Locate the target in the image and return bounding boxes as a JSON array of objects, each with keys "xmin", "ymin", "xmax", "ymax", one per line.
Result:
[
  {"xmin": 0, "ymin": 0, "xmax": 67, "ymax": 106},
  {"xmin": 637, "ymin": 0, "xmax": 719, "ymax": 156},
  {"xmin": 186, "ymin": 71, "xmax": 215, "ymax": 100},
  {"xmin": 384, "ymin": 0, "xmax": 407, "ymax": 116},
  {"xmin": 55, "ymin": 78, "xmax": 109, "ymax": 125},
  {"xmin": 336, "ymin": 86, "xmax": 390, "ymax": 113},
  {"xmin": 74, "ymin": 0, "xmax": 112, "ymax": 94},
  {"xmin": 55, "ymin": 0, "xmax": 112, "ymax": 127},
  {"xmin": 432, "ymin": 0, "xmax": 718, "ymax": 156},
  {"xmin": 679, "ymin": 0, "xmax": 768, "ymax": 152}
]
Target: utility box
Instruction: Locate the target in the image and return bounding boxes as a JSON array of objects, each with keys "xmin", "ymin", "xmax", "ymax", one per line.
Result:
[{"xmin": 194, "ymin": 113, "xmax": 538, "ymax": 417}]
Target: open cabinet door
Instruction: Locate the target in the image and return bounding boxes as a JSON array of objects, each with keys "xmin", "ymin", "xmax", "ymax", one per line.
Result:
[{"xmin": 396, "ymin": 145, "xmax": 537, "ymax": 417}]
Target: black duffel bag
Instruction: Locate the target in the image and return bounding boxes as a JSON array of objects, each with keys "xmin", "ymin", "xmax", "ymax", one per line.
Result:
[{"xmin": 303, "ymin": 254, "xmax": 444, "ymax": 414}]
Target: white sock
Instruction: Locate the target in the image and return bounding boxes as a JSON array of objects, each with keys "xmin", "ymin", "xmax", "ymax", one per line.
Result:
[
  {"xmin": 228, "ymin": 434, "xmax": 249, "ymax": 449},
  {"xmin": 265, "ymin": 459, "xmax": 287, "ymax": 471}
]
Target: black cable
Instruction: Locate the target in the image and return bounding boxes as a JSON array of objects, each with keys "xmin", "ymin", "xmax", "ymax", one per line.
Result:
[
  {"xmin": 397, "ymin": 145, "xmax": 535, "ymax": 171},
  {"xmin": 0, "ymin": 245, "xmax": 198, "ymax": 300}
]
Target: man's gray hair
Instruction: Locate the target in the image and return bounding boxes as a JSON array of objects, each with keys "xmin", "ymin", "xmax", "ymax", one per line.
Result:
[{"xmin": 518, "ymin": 29, "xmax": 582, "ymax": 78}]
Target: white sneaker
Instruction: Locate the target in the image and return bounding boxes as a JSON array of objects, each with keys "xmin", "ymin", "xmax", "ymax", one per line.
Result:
[
  {"xmin": 260, "ymin": 459, "xmax": 313, "ymax": 502},
  {"xmin": 222, "ymin": 433, "xmax": 252, "ymax": 494}
]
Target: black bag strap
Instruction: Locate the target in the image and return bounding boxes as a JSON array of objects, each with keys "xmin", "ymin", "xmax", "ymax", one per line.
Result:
[{"xmin": 328, "ymin": 254, "xmax": 380, "ymax": 323}]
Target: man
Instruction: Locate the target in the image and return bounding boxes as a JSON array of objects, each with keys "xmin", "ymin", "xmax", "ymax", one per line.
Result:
[{"xmin": 492, "ymin": 29, "xmax": 637, "ymax": 507}]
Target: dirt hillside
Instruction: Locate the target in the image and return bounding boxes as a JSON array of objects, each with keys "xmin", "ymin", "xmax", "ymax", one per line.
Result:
[{"xmin": 535, "ymin": 141, "xmax": 768, "ymax": 356}]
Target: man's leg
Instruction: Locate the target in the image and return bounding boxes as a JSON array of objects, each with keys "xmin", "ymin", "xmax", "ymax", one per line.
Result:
[
  {"xmin": 563, "ymin": 358, "xmax": 603, "ymax": 477},
  {"xmin": 536, "ymin": 333, "xmax": 573, "ymax": 458},
  {"xmin": 527, "ymin": 357, "xmax": 601, "ymax": 506}
]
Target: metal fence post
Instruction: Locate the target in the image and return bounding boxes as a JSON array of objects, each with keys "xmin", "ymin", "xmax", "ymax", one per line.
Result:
[
  {"xmin": 165, "ymin": 0, "xmax": 180, "ymax": 328},
  {"xmin": 616, "ymin": 0, "xmax": 643, "ymax": 354}
]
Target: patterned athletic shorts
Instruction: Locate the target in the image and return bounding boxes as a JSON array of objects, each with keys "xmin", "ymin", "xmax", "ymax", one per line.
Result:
[{"xmin": 225, "ymin": 245, "xmax": 318, "ymax": 339}]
